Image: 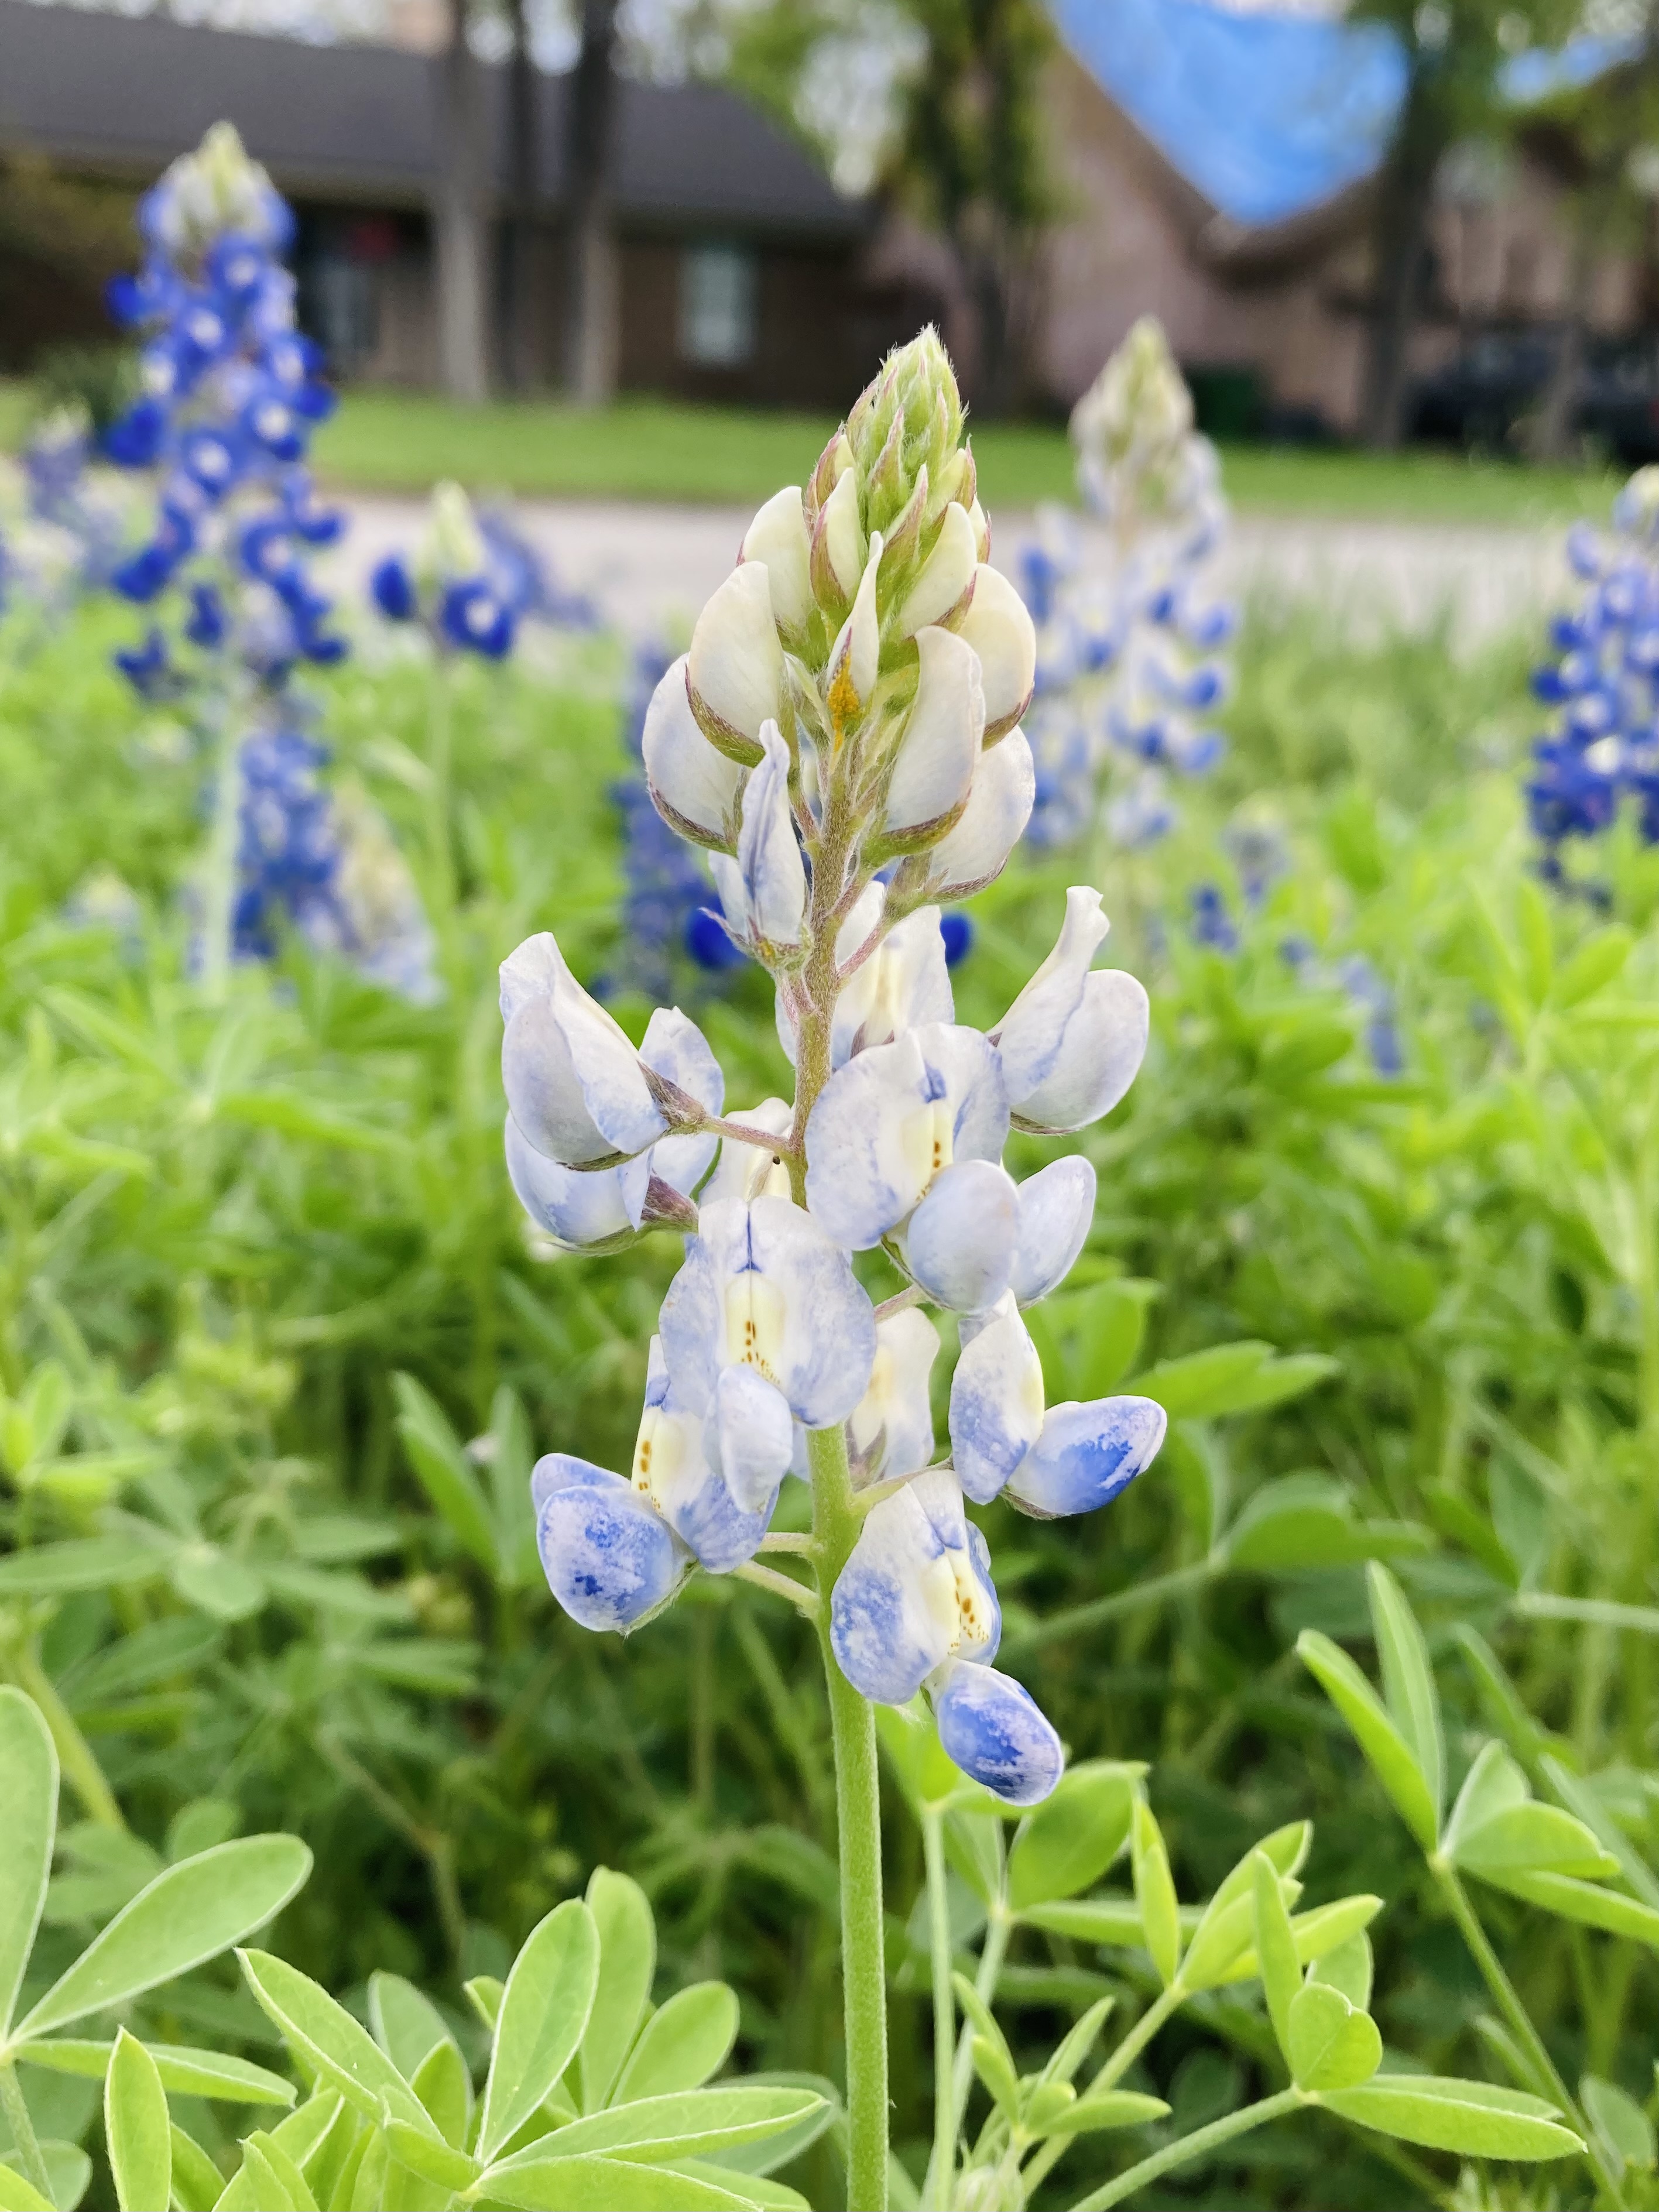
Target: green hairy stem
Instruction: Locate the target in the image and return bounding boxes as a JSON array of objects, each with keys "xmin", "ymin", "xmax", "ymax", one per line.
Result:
[{"xmin": 1070, "ymin": 2088, "xmax": 1302, "ymax": 2212}]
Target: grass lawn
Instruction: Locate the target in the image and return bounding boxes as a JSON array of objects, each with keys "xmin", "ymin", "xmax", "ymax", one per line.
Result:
[{"xmin": 3, "ymin": 377, "xmax": 1623, "ymax": 524}]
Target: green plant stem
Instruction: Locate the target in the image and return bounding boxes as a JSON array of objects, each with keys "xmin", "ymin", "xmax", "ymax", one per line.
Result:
[
  {"xmin": 1069, "ymin": 2088, "xmax": 1301, "ymax": 2212},
  {"xmin": 0, "ymin": 1638, "xmax": 122, "ymax": 1831},
  {"xmin": 920, "ymin": 1808, "xmax": 955, "ymax": 2212},
  {"xmin": 948, "ymin": 1902, "xmax": 1010, "ymax": 2149},
  {"xmin": 1001, "ymin": 1559, "xmax": 1218, "ymax": 1657},
  {"xmin": 0, "ymin": 2059, "xmax": 53, "ymax": 2203},
  {"xmin": 426, "ymin": 654, "xmax": 457, "ymax": 917},
  {"xmin": 1431, "ymin": 1861, "xmax": 1624, "ymax": 2208},
  {"xmin": 1020, "ymin": 1981, "xmax": 1185, "ymax": 2197},
  {"xmin": 810, "ymin": 1419, "xmax": 888, "ymax": 2212},
  {"xmin": 198, "ymin": 688, "xmax": 242, "ymax": 1007}
]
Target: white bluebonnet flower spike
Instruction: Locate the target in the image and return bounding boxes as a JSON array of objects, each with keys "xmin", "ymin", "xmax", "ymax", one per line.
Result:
[{"xmin": 506, "ymin": 328, "xmax": 1164, "ymax": 1817}]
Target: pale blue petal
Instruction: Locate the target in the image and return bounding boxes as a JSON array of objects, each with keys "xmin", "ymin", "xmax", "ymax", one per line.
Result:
[
  {"xmin": 637, "ymin": 1341, "xmax": 774, "ymax": 1573},
  {"xmin": 738, "ymin": 721, "xmax": 807, "ymax": 945},
  {"xmin": 903, "ymin": 1159, "xmax": 1018, "ymax": 1312},
  {"xmin": 829, "ymin": 1470, "xmax": 998, "ymax": 1705},
  {"xmin": 849, "ymin": 1309, "xmax": 939, "ymax": 1480},
  {"xmin": 649, "ymin": 1130, "xmax": 718, "ymax": 1205},
  {"xmin": 1010, "ymin": 1158, "xmax": 1096, "ymax": 1305},
  {"xmin": 710, "ymin": 1363, "xmax": 794, "ymax": 1512},
  {"xmin": 1013, "ymin": 970, "xmax": 1149, "ymax": 1134},
  {"xmin": 949, "ymin": 1292, "xmax": 1044, "ymax": 1504},
  {"xmin": 930, "ymin": 1659, "xmax": 1064, "ymax": 1806},
  {"xmin": 506, "ymin": 1113, "xmax": 652, "ymax": 1247},
  {"xmin": 533, "ymin": 1455, "xmax": 689, "ymax": 1631},
  {"xmin": 500, "ymin": 931, "xmax": 665, "ymax": 1165},
  {"xmin": 640, "ymin": 1004, "xmax": 725, "ymax": 1116},
  {"xmin": 1005, "ymin": 1395, "xmax": 1167, "ymax": 1519},
  {"xmin": 992, "ymin": 888, "xmax": 1109, "ymax": 1105}
]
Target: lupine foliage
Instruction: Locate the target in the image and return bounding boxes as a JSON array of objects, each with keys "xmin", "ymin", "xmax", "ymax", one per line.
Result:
[{"xmin": 4, "ymin": 344, "xmax": 1659, "ymax": 2208}]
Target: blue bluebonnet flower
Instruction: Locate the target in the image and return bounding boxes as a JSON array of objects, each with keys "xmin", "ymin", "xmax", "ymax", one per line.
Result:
[
  {"xmin": 368, "ymin": 482, "xmax": 594, "ymax": 661},
  {"xmin": 505, "ymin": 332, "xmax": 1166, "ymax": 1803},
  {"xmin": 1526, "ymin": 466, "xmax": 1659, "ymax": 896},
  {"xmin": 1190, "ymin": 883, "xmax": 1239, "ymax": 952},
  {"xmin": 1016, "ymin": 318, "xmax": 1234, "ymax": 849}
]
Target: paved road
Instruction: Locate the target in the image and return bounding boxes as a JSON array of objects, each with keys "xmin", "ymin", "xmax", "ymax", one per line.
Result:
[{"xmin": 328, "ymin": 495, "xmax": 1568, "ymax": 651}]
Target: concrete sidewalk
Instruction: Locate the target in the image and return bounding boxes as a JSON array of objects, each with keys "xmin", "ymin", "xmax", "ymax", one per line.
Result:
[{"xmin": 326, "ymin": 495, "xmax": 1567, "ymax": 650}]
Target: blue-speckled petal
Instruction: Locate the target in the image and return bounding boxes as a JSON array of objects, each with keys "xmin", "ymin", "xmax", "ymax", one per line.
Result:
[
  {"xmin": 829, "ymin": 1469, "xmax": 998, "ymax": 1705},
  {"xmin": 929, "ymin": 1658, "xmax": 1063, "ymax": 1805},
  {"xmin": 500, "ymin": 932, "xmax": 666, "ymax": 1165},
  {"xmin": 1005, "ymin": 1395, "xmax": 1167, "ymax": 1520},
  {"xmin": 533, "ymin": 1453, "xmax": 689, "ymax": 1631}
]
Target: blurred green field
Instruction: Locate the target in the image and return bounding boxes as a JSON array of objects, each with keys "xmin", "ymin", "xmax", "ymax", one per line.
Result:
[{"xmin": 1, "ymin": 376, "xmax": 1622, "ymax": 522}]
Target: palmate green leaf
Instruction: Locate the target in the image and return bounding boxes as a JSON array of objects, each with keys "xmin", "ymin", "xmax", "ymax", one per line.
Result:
[
  {"xmin": 1444, "ymin": 1743, "xmax": 1617, "ymax": 1881},
  {"xmin": 19, "ymin": 2038, "xmax": 294, "ymax": 2105},
  {"xmin": 1223, "ymin": 1475, "xmax": 1431, "ymax": 1573},
  {"xmin": 0, "ymin": 1538, "xmax": 168, "ymax": 1598},
  {"xmin": 392, "ymin": 1373, "xmax": 498, "ymax": 1575},
  {"xmin": 481, "ymin": 2087, "xmax": 827, "ymax": 2176},
  {"xmin": 1540, "ymin": 1755, "xmax": 1659, "ymax": 1910},
  {"xmin": 477, "ymin": 1898, "xmax": 600, "ymax": 2162},
  {"xmin": 1285, "ymin": 1983, "xmax": 1381, "ymax": 2091},
  {"xmin": 704, "ymin": 2073, "xmax": 839, "ymax": 2179},
  {"xmin": 1178, "ymin": 1822, "xmax": 1308, "ymax": 1990},
  {"xmin": 218, "ymin": 2129, "xmax": 319, "ymax": 2212},
  {"xmin": 1006, "ymin": 1763, "xmax": 1137, "ymax": 1911},
  {"xmin": 412, "ymin": 2037, "xmax": 472, "ymax": 2149},
  {"xmin": 612, "ymin": 1984, "xmax": 738, "ymax": 2103},
  {"xmin": 236, "ymin": 1949, "xmax": 434, "ymax": 2136},
  {"xmin": 1309, "ymin": 1932, "xmax": 1373, "ymax": 2011},
  {"xmin": 1020, "ymin": 1898, "xmax": 1202, "ymax": 1946},
  {"xmin": 1322, "ymin": 2076, "xmax": 1582, "ymax": 2160},
  {"xmin": 1366, "ymin": 1564, "xmax": 1444, "ymax": 1836},
  {"xmin": 1296, "ymin": 1630, "xmax": 1439, "ymax": 1849},
  {"xmin": 168, "ymin": 2124, "xmax": 225, "ymax": 2212},
  {"xmin": 16, "ymin": 1837, "xmax": 312, "ymax": 2039},
  {"xmin": 1213, "ymin": 1894, "xmax": 1383, "ymax": 1990},
  {"xmin": 951, "ymin": 1973, "xmax": 1018, "ymax": 2111},
  {"xmin": 105, "ymin": 2028, "xmax": 170, "ymax": 2212},
  {"xmin": 383, "ymin": 2119, "xmax": 477, "ymax": 2192},
  {"xmin": 1036, "ymin": 1997, "xmax": 1115, "ymax": 2091},
  {"xmin": 0, "ymin": 1689, "xmax": 56, "ymax": 2039},
  {"xmin": 1130, "ymin": 1342, "xmax": 1336, "ymax": 1421},
  {"xmin": 574, "ymin": 1870, "xmax": 654, "ymax": 2116},
  {"xmin": 1252, "ymin": 1853, "xmax": 1300, "ymax": 2056},
  {"xmin": 481, "ymin": 2154, "xmax": 781, "ymax": 2211}
]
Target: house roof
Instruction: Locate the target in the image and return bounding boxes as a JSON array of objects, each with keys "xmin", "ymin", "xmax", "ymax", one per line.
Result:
[
  {"xmin": 0, "ymin": 0, "xmax": 866, "ymax": 242},
  {"xmin": 1049, "ymin": 0, "xmax": 1407, "ymax": 231}
]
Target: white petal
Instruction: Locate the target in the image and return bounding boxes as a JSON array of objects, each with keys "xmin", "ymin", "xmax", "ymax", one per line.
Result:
[
  {"xmin": 1013, "ymin": 971, "xmax": 1149, "ymax": 1133},
  {"xmin": 633, "ymin": 1342, "xmax": 774, "ymax": 1572},
  {"xmin": 734, "ymin": 721, "xmax": 806, "ymax": 945},
  {"xmin": 885, "ymin": 626, "xmax": 984, "ymax": 836},
  {"xmin": 949, "ymin": 1290, "xmax": 1045, "ymax": 1503},
  {"xmin": 832, "ymin": 904, "xmax": 955, "ymax": 1067},
  {"xmin": 709, "ymin": 1362, "xmax": 794, "ymax": 1513},
  {"xmin": 821, "ymin": 464, "xmax": 865, "ymax": 599},
  {"xmin": 897, "ymin": 500, "xmax": 978, "ymax": 636},
  {"xmin": 1005, "ymin": 1395, "xmax": 1166, "ymax": 1519},
  {"xmin": 687, "ymin": 563, "xmax": 783, "ymax": 754},
  {"xmin": 659, "ymin": 1195, "xmax": 876, "ymax": 1429},
  {"xmin": 640, "ymin": 1004, "xmax": 724, "ymax": 1115},
  {"xmin": 829, "ymin": 530, "xmax": 883, "ymax": 712},
  {"xmin": 742, "ymin": 486, "xmax": 813, "ymax": 631},
  {"xmin": 505, "ymin": 1113, "xmax": 650, "ymax": 1247},
  {"xmin": 849, "ymin": 1307, "xmax": 940, "ymax": 1480},
  {"xmin": 500, "ymin": 932, "xmax": 665, "ymax": 1165},
  {"xmin": 993, "ymin": 887, "xmax": 1111, "ymax": 1104},
  {"xmin": 957, "ymin": 564, "xmax": 1036, "ymax": 738},
  {"xmin": 643, "ymin": 654, "xmax": 744, "ymax": 848},
  {"xmin": 700, "ymin": 1096, "xmax": 795, "ymax": 1210},
  {"xmin": 903, "ymin": 1158, "xmax": 1019, "ymax": 1312},
  {"xmin": 923, "ymin": 725, "xmax": 1034, "ymax": 900},
  {"xmin": 1010, "ymin": 1158, "xmax": 1096, "ymax": 1305},
  {"xmin": 829, "ymin": 1467, "xmax": 999, "ymax": 1704},
  {"xmin": 929, "ymin": 1659, "xmax": 1062, "ymax": 1805}
]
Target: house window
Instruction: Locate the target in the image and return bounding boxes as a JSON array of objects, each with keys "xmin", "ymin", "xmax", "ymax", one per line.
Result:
[{"xmin": 679, "ymin": 242, "xmax": 757, "ymax": 368}]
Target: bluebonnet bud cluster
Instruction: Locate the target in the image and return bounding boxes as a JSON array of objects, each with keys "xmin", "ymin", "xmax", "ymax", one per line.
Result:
[
  {"xmin": 102, "ymin": 124, "xmax": 346, "ymax": 691},
  {"xmin": 1527, "ymin": 469, "xmax": 1659, "ymax": 898},
  {"xmin": 502, "ymin": 332, "xmax": 1165, "ymax": 1805},
  {"xmin": 1017, "ymin": 318, "xmax": 1235, "ymax": 850},
  {"xmin": 369, "ymin": 483, "xmax": 593, "ymax": 660}
]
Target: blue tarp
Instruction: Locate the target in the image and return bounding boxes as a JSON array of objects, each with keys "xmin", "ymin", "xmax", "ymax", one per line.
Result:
[{"xmin": 1050, "ymin": 0, "xmax": 1409, "ymax": 228}]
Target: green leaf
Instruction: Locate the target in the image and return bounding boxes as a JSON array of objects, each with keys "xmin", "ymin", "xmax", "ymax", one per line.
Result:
[
  {"xmin": 478, "ymin": 1898, "xmax": 600, "ymax": 2160},
  {"xmin": 105, "ymin": 2028, "xmax": 171, "ymax": 2212},
  {"xmin": 265, "ymin": 2092, "xmax": 342, "ymax": 2165},
  {"xmin": 1180, "ymin": 1823, "xmax": 1309, "ymax": 1990},
  {"xmin": 1478, "ymin": 1869, "xmax": 1659, "ymax": 1945},
  {"xmin": 1006, "ymin": 1764, "xmax": 1137, "ymax": 1911},
  {"xmin": 1130, "ymin": 1801, "xmax": 1181, "ymax": 1987},
  {"xmin": 411, "ymin": 2037, "xmax": 472, "ymax": 2151},
  {"xmin": 1517, "ymin": 876, "xmax": 1554, "ymax": 1005},
  {"xmin": 950, "ymin": 1973, "xmax": 1018, "ymax": 2107},
  {"xmin": 1132, "ymin": 1342, "xmax": 1336, "ymax": 1421},
  {"xmin": 1019, "ymin": 1898, "xmax": 1151, "ymax": 1947},
  {"xmin": 392, "ymin": 1373, "xmax": 498, "ymax": 1574},
  {"xmin": 1286, "ymin": 1983, "xmax": 1381, "ymax": 2092},
  {"xmin": 1366, "ymin": 1564, "xmax": 1444, "ymax": 1837},
  {"xmin": 1322, "ymin": 2076, "xmax": 1582, "ymax": 2159},
  {"xmin": 1252, "ymin": 1853, "xmax": 1300, "ymax": 2056},
  {"xmin": 18, "ymin": 1837, "xmax": 312, "ymax": 2038},
  {"xmin": 1582, "ymin": 2074, "xmax": 1656, "ymax": 2173},
  {"xmin": 613, "ymin": 1984, "xmax": 738, "ymax": 2103},
  {"xmin": 970, "ymin": 2035, "xmax": 1020, "ymax": 2124},
  {"xmin": 1540, "ymin": 1755, "xmax": 1659, "ymax": 1911},
  {"xmin": 575, "ymin": 1870, "xmax": 654, "ymax": 2115},
  {"xmin": 465, "ymin": 1976, "xmax": 505, "ymax": 2033},
  {"xmin": 1308, "ymin": 1933, "xmax": 1373, "ymax": 2012},
  {"xmin": 1216, "ymin": 1894, "xmax": 1383, "ymax": 1989},
  {"xmin": 366, "ymin": 1971, "xmax": 451, "ymax": 2081},
  {"xmin": 482, "ymin": 2155, "xmax": 770, "ymax": 2210},
  {"xmin": 382, "ymin": 2120, "xmax": 476, "ymax": 2192},
  {"xmin": 483, "ymin": 2087, "xmax": 827, "ymax": 2173},
  {"xmin": 231, "ymin": 2131, "xmax": 318, "ymax": 2212},
  {"xmin": 236, "ymin": 1949, "xmax": 434, "ymax": 2135},
  {"xmin": 19, "ymin": 2039, "xmax": 294, "ymax": 2105},
  {"xmin": 0, "ymin": 2167, "xmax": 54, "ymax": 2212},
  {"xmin": 1555, "ymin": 925, "xmax": 1631, "ymax": 1007},
  {"xmin": 167, "ymin": 2125, "xmax": 225, "ymax": 2212},
  {"xmin": 1036, "ymin": 1997, "xmax": 1115, "ymax": 2091},
  {"xmin": 0, "ymin": 1690, "xmax": 56, "ymax": 2039},
  {"xmin": 672, "ymin": 2159, "xmax": 809, "ymax": 2211},
  {"xmin": 1038, "ymin": 2090, "xmax": 1169, "ymax": 2136},
  {"xmin": 1225, "ymin": 1476, "xmax": 1430, "ymax": 1573},
  {"xmin": 702, "ymin": 2072, "xmax": 839, "ymax": 2180},
  {"xmin": 1296, "ymin": 1630, "xmax": 1438, "ymax": 1850},
  {"xmin": 0, "ymin": 1540, "xmax": 167, "ymax": 1599},
  {"xmin": 1454, "ymin": 1805, "xmax": 1617, "ymax": 1882}
]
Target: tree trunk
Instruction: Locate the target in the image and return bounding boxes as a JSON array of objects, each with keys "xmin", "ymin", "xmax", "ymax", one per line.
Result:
[
  {"xmin": 564, "ymin": 0, "xmax": 622, "ymax": 407},
  {"xmin": 499, "ymin": 0, "xmax": 539, "ymax": 392},
  {"xmin": 435, "ymin": 0, "xmax": 491, "ymax": 403},
  {"xmin": 1361, "ymin": 77, "xmax": 1440, "ymax": 451},
  {"xmin": 1536, "ymin": 225, "xmax": 1595, "ymax": 464}
]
